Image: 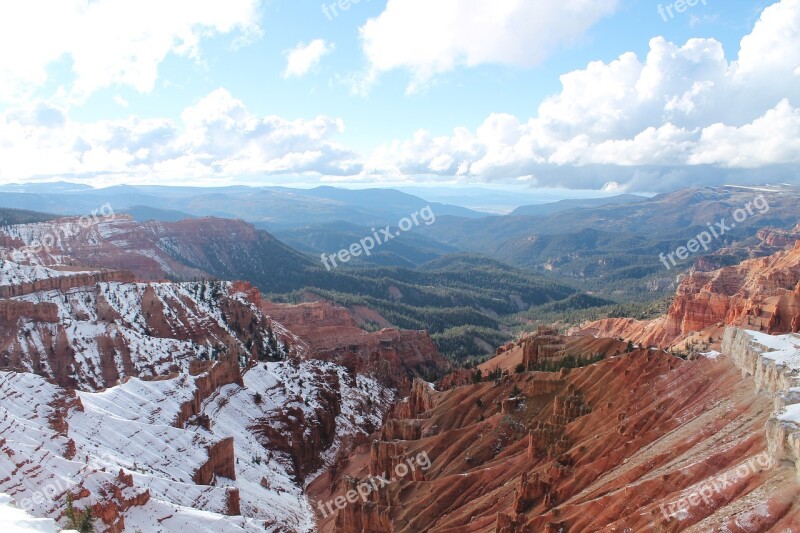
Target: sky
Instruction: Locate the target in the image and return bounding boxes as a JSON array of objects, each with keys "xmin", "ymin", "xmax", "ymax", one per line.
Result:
[{"xmin": 0, "ymin": 0, "xmax": 798, "ymax": 193}]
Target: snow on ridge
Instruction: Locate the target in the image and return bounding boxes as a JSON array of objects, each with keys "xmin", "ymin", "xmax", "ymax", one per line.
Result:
[
  {"xmin": 0, "ymin": 353, "xmax": 394, "ymax": 532},
  {"xmin": 743, "ymin": 330, "xmax": 800, "ymax": 369},
  {"xmin": 0, "ymin": 494, "xmax": 63, "ymax": 533},
  {"xmin": 7, "ymin": 279, "xmax": 281, "ymax": 390},
  {"xmin": 0, "ymin": 260, "xmax": 95, "ymax": 287}
]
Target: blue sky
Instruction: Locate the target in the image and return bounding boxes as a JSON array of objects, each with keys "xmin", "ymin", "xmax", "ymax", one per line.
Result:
[{"xmin": 0, "ymin": 0, "xmax": 797, "ymax": 193}]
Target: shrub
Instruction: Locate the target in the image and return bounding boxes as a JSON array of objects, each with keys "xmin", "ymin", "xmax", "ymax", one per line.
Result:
[{"xmin": 65, "ymin": 494, "xmax": 94, "ymax": 533}]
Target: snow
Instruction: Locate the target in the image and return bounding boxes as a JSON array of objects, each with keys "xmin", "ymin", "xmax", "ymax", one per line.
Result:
[
  {"xmin": 699, "ymin": 350, "xmax": 722, "ymax": 360},
  {"xmin": 0, "ymin": 260, "xmax": 93, "ymax": 287},
  {"xmin": 8, "ymin": 279, "xmax": 276, "ymax": 390},
  {"xmin": 0, "ymin": 245, "xmax": 398, "ymax": 531},
  {"xmin": 0, "ymin": 494, "xmax": 65, "ymax": 533},
  {"xmin": 742, "ymin": 331, "xmax": 800, "ymax": 426},
  {"xmin": 743, "ymin": 330, "xmax": 800, "ymax": 369},
  {"xmin": 0, "ymin": 354, "xmax": 393, "ymax": 532},
  {"xmin": 723, "ymin": 185, "xmax": 785, "ymax": 192}
]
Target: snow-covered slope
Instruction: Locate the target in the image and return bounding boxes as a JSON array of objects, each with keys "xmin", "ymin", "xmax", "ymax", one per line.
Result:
[
  {"xmin": 0, "ymin": 257, "xmax": 395, "ymax": 532},
  {"xmin": 0, "ymin": 261, "xmax": 93, "ymax": 288},
  {"xmin": 1, "ymin": 267, "xmax": 287, "ymax": 390},
  {"xmin": 0, "ymin": 494, "xmax": 67, "ymax": 533},
  {"xmin": 0, "ymin": 222, "xmax": 411, "ymax": 532},
  {"xmin": 0, "ymin": 359, "xmax": 392, "ymax": 532}
]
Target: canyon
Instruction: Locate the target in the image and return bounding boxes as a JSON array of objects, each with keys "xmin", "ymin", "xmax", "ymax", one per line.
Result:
[
  {"xmin": 1, "ymin": 210, "xmax": 799, "ymax": 532},
  {"xmin": 307, "ymin": 231, "xmax": 800, "ymax": 532},
  {"xmin": 578, "ymin": 229, "xmax": 800, "ymax": 352},
  {"xmin": 0, "ymin": 215, "xmax": 450, "ymax": 532}
]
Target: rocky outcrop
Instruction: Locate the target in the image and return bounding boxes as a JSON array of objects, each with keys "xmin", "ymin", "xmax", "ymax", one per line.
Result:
[
  {"xmin": 176, "ymin": 357, "xmax": 244, "ymax": 429},
  {"xmin": 193, "ymin": 437, "xmax": 237, "ymax": 486},
  {"xmin": 380, "ymin": 419, "xmax": 422, "ymax": 441},
  {"xmin": 521, "ymin": 327, "xmax": 565, "ymax": 368},
  {"xmin": 0, "ymin": 299, "xmax": 58, "ymax": 323},
  {"xmin": 392, "ymin": 378, "xmax": 437, "ymax": 419},
  {"xmin": 0, "ymin": 279, "xmax": 283, "ymax": 390},
  {"xmin": 758, "ymin": 225, "xmax": 800, "ymax": 249},
  {"xmin": 251, "ymin": 368, "xmax": 344, "ymax": 482},
  {"xmin": 0, "ymin": 269, "xmax": 135, "ymax": 298},
  {"xmin": 0, "ymin": 215, "xmax": 265, "ymax": 282},
  {"xmin": 579, "ymin": 240, "xmax": 800, "ymax": 349},
  {"xmin": 264, "ymin": 300, "xmax": 451, "ymax": 392},
  {"xmin": 333, "ymin": 477, "xmax": 393, "ymax": 533},
  {"xmin": 74, "ymin": 470, "xmax": 151, "ymax": 533},
  {"xmin": 369, "ymin": 441, "xmax": 425, "ymax": 482},
  {"xmin": 513, "ymin": 472, "xmax": 549, "ymax": 514},
  {"xmin": 724, "ymin": 327, "xmax": 800, "ymax": 478},
  {"xmin": 317, "ymin": 344, "xmax": 800, "ymax": 531}
]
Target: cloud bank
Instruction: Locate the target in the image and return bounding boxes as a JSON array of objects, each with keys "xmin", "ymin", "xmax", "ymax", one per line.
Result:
[
  {"xmin": 0, "ymin": 0, "xmax": 261, "ymax": 102},
  {"xmin": 0, "ymin": 0, "xmax": 799, "ymax": 192}
]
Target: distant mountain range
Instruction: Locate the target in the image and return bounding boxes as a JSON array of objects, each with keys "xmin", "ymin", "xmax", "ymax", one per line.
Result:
[
  {"xmin": 509, "ymin": 193, "xmax": 647, "ymax": 216},
  {"xmin": 0, "ymin": 182, "xmax": 483, "ymax": 229},
  {"xmin": 3, "ymin": 182, "xmax": 797, "ymax": 303}
]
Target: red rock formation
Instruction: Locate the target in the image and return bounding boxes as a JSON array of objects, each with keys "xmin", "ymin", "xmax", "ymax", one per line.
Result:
[
  {"xmin": 0, "ymin": 279, "xmax": 281, "ymax": 390},
  {"xmin": 263, "ymin": 300, "xmax": 451, "ymax": 392},
  {"xmin": 77, "ymin": 470, "xmax": 151, "ymax": 533},
  {"xmin": 0, "ymin": 299, "xmax": 58, "ymax": 323},
  {"xmin": 758, "ymin": 224, "xmax": 800, "ymax": 248},
  {"xmin": 193, "ymin": 437, "xmax": 237, "ymax": 485},
  {"xmin": 0, "ymin": 215, "xmax": 264, "ymax": 281},
  {"xmin": 0, "ymin": 269, "xmax": 135, "ymax": 298},
  {"xmin": 250, "ymin": 368, "xmax": 343, "ymax": 482},
  {"xmin": 391, "ymin": 378, "xmax": 438, "ymax": 419},
  {"xmin": 314, "ymin": 347, "xmax": 800, "ymax": 532},
  {"xmin": 520, "ymin": 327, "xmax": 563, "ymax": 368},
  {"xmin": 175, "ymin": 357, "xmax": 244, "ymax": 428},
  {"xmin": 580, "ymin": 239, "xmax": 800, "ymax": 349}
]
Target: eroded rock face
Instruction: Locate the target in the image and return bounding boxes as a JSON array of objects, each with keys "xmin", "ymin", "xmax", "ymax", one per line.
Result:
[
  {"xmin": 521, "ymin": 327, "xmax": 564, "ymax": 368},
  {"xmin": 0, "ymin": 270, "xmax": 135, "ymax": 298},
  {"xmin": 0, "ymin": 272, "xmax": 287, "ymax": 390},
  {"xmin": 724, "ymin": 327, "xmax": 800, "ymax": 480},
  {"xmin": 316, "ymin": 345, "xmax": 800, "ymax": 532},
  {"xmin": 0, "ymin": 216, "xmax": 443, "ymax": 531},
  {"xmin": 263, "ymin": 300, "xmax": 451, "ymax": 392},
  {"xmin": 580, "ymin": 239, "xmax": 800, "ymax": 349},
  {"xmin": 193, "ymin": 437, "xmax": 237, "ymax": 485},
  {"xmin": 0, "ymin": 215, "xmax": 268, "ymax": 282}
]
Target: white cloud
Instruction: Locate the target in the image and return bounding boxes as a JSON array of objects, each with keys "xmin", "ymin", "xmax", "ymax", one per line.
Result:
[
  {"xmin": 365, "ymin": 0, "xmax": 800, "ymax": 189},
  {"xmin": 0, "ymin": 89, "xmax": 361, "ymax": 184},
  {"xmin": 3, "ymin": 0, "xmax": 800, "ymax": 192},
  {"xmin": 0, "ymin": 0, "xmax": 261, "ymax": 102},
  {"xmin": 283, "ymin": 39, "xmax": 334, "ymax": 79},
  {"xmin": 359, "ymin": 0, "xmax": 619, "ymax": 92}
]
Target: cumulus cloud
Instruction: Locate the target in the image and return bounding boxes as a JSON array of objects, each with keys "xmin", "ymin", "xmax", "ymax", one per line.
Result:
[
  {"xmin": 3, "ymin": 0, "xmax": 800, "ymax": 192},
  {"xmin": 0, "ymin": 0, "xmax": 261, "ymax": 102},
  {"xmin": 283, "ymin": 39, "xmax": 334, "ymax": 78},
  {"xmin": 359, "ymin": 0, "xmax": 619, "ymax": 92},
  {"xmin": 0, "ymin": 89, "xmax": 361, "ymax": 184},
  {"xmin": 365, "ymin": 0, "xmax": 800, "ymax": 190}
]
